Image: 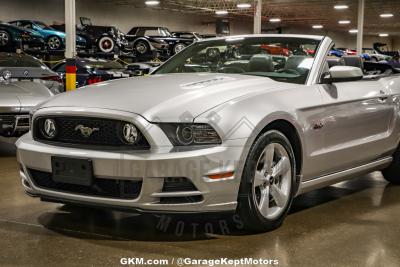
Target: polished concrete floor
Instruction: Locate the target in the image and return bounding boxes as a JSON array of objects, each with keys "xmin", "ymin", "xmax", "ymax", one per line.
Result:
[{"xmin": 1, "ymin": 141, "xmax": 400, "ymax": 267}]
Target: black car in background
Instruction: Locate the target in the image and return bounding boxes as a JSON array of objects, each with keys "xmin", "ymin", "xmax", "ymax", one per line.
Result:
[
  {"xmin": 0, "ymin": 22, "xmax": 44, "ymax": 51},
  {"xmin": 51, "ymin": 17, "xmax": 131, "ymax": 54},
  {"xmin": 52, "ymin": 58, "xmax": 134, "ymax": 89},
  {"xmin": 172, "ymin": 31, "xmax": 202, "ymax": 42},
  {"xmin": 78, "ymin": 17, "xmax": 131, "ymax": 54},
  {"xmin": 126, "ymin": 26, "xmax": 193, "ymax": 56}
]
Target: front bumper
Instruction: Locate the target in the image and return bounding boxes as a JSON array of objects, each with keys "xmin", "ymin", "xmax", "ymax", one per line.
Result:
[{"xmin": 16, "ymin": 108, "xmax": 246, "ymax": 213}]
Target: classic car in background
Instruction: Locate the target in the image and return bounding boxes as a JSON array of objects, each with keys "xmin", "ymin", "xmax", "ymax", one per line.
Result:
[
  {"xmin": 0, "ymin": 52, "xmax": 63, "ymax": 94},
  {"xmin": 0, "ymin": 72, "xmax": 52, "ymax": 138},
  {"xmin": 0, "ymin": 22, "xmax": 44, "ymax": 51},
  {"xmin": 77, "ymin": 17, "xmax": 131, "ymax": 53},
  {"xmin": 9, "ymin": 20, "xmax": 86, "ymax": 50},
  {"xmin": 52, "ymin": 57, "xmax": 134, "ymax": 88},
  {"xmin": 126, "ymin": 26, "xmax": 194, "ymax": 55},
  {"xmin": 17, "ymin": 34, "xmax": 400, "ymax": 233}
]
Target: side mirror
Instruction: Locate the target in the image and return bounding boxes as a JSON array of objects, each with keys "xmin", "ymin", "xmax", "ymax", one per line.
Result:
[{"xmin": 321, "ymin": 66, "xmax": 363, "ymax": 84}]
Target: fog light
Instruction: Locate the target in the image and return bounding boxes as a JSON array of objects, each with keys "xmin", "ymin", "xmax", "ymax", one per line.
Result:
[{"xmin": 123, "ymin": 123, "xmax": 138, "ymax": 144}]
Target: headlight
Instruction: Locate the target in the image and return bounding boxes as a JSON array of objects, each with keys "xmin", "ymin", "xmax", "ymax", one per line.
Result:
[
  {"xmin": 159, "ymin": 123, "xmax": 222, "ymax": 146},
  {"xmin": 2, "ymin": 70, "xmax": 12, "ymax": 81}
]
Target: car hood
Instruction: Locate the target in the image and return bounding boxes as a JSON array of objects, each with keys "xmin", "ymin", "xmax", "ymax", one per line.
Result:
[
  {"xmin": 36, "ymin": 73, "xmax": 282, "ymax": 122},
  {"xmin": 0, "ymin": 81, "xmax": 53, "ymax": 113}
]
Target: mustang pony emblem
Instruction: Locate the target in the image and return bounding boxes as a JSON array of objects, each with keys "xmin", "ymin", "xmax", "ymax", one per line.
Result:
[{"xmin": 74, "ymin": 125, "xmax": 100, "ymax": 137}]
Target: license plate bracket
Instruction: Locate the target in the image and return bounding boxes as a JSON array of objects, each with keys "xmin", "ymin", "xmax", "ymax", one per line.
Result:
[{"xmin": 52, "ymin": 157, "xmax": 93, "ymax": 186}]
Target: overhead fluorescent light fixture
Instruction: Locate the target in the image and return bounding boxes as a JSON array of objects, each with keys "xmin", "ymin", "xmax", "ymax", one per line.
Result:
[
  {"xmin": 312, "ymin": 25, "xmax": 323, "ymax": 29},
  {"xmin": 349, "ymin": 29, "xmax": 358, "ymax": 33},
  {"xmin": 215, "ymin": 10, "xmax": 228, "ymax": 15},
  {"xmin": 237, "ymin": 3, "xmax": 252, "ymax": 8},
  {"xmin": 380, "ymin": 13, "xmax": 394, "ymax": 18},
  {"xmin": 334, "ymin": 5, "xmax": 349, "ymax": 9},
  {"xmin": 338, "ymin": 20, "xmax": 351, "ymax": 24},
  {"xmin": 145, "ymin": 0, "xmax": 160, "ymax": 6},
  {"xmin": 379, "ymin": 33, "xmax": 389, "ymax": 37},
  {"xmin": 269, "ymin": 18, "xmax": 281, "ymax": 22}
]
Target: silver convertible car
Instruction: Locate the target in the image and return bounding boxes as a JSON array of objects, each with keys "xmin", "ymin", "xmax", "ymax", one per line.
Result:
[{"xmin": 17, "ymin": 34, "xmax": 400, "ymax": 232}]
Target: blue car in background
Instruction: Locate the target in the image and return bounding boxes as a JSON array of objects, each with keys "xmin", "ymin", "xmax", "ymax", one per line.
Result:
[
  {"xmin": 328, "ymin": 48, "xmax": 344, "ymax": 57},
  {"xmin": 8, "ymin": 20, "xmax": 86, "ymax": 50}
]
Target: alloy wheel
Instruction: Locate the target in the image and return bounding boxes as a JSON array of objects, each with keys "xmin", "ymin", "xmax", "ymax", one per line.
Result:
[
  {"xmin": 0, "ymin": 31, "xmax": 10, "ymax": 46},
  {"xmin": 47, "ymin": 36, "xmax": 61, "ymax": 50},
  {"xmin": 252, "ymin": 142, "xmax": 292, "ymax": 220}
]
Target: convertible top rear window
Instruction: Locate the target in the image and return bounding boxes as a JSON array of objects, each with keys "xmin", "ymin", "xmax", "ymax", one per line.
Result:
[{"xmin": 154, "ymin": 37, "xmax": 321, "ymax": 84}]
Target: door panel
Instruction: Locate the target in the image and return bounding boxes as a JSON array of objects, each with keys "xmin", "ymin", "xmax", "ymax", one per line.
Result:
[{"xmin": 313, "ymin": 80, "xmax": 394, "ymax": 176}]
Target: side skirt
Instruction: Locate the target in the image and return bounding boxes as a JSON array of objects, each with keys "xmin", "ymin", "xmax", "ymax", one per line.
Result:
[{"xmin": 296, "ymin": 156, "xmax": 392, "ymax": 195}]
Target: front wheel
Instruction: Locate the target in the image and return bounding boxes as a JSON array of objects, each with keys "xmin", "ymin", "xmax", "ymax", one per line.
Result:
[
  {"xmin": 382, "ymin": 148, "xmax": 400, "ymax": 184},
  {"xmin": 47, "ymin": 36, "xmax": 62, "ymax": 50},
  {"xmin": 237, "ymin": 130, "xmax": 296, "ymax": 232},
  {"xmin": 0, "ymin": 30, "xmax": 11, "ymax": 48},
  {"xmin": 173, "ymin": 43, "xmax": 186, "ymax": 54}
]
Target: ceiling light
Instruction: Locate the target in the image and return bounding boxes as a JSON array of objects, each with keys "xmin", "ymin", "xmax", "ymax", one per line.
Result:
[
  {"xmin": 237, "ymin": 3, "xmax": 251, "ymax": 8},
  {"xmin": 312, "ymin": 25, "xmax": 323, "ymax": 29},
  {"xmin": 145, "ymin": 0, "xmax": 160, "ymax": 6},
  {"xmin": 269, "ymin": 18, "xmax": 281, "ymax": 22},
  {"xmin": 334, "ymin": 5, "xmax": 349, "ymax": 9},
  {"xmin": 349, "ymin": 29, "xmax": 358, "ymax": 33},
  {"xmin": 215, "ymin": 10, "xmax": 228, "ymax": 15},
  {"xmin": 379, "ymin": 33, "xmax": 389, "ymax": 37},
  {"xmin": 338, "ymin": 20, "xmax": 351, "ymax": 24},
  {"xmin": 380, "ymin": 13, "xmax": 394, "ymax": 18}
]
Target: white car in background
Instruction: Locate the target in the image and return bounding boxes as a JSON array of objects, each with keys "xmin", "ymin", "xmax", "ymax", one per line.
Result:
[
  {"xmin": 0, "ymin": 52, "xmax": 63, "ymax": 94},
  {"xmin": 17, "ymin": 34, "xmax": 400, "ymax": 232},
  {"xmin": 362, "ymin": 48, "xmax": 392, "ymax": 62}
]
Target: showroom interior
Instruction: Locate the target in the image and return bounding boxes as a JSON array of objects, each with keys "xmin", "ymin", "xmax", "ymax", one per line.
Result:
[{"xmin": 1, "ymin": 0, "xmax": 400, "ymax": 266}]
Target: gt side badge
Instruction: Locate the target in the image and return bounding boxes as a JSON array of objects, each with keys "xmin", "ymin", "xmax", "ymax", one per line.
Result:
[{"xmin": 313, "ymin": 121, "xmax": 324, "ymax": 130}]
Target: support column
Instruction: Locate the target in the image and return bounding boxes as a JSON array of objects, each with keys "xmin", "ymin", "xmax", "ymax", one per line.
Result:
[
  {"xmin": 65, "ymin": 0, "xmax": 77, "ymax": 91},
  {"xmin": 356, "ymin": 0, "xmax": 365, "ymax": 55},
  {"xmin": 254, "ymin": 0, "xmax": 262, "ymax": 34}
]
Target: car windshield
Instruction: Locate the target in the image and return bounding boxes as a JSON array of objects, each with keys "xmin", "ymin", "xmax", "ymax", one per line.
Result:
[
  {"xmin": 154, "ymin": 36, "xmax": 321, "ymax": 84},
  {"xmin": 34, "ymin": 21, "xmax": 54, "ymax": 30}
]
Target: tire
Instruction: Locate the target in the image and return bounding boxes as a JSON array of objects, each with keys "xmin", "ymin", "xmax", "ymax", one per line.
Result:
[
  {"xmin": 98, "ymin": 36, "xmax": 115, "ymax": 53},
  {"xmin": 237, "ymin": 130, "xmax": 296, "ymax": 232},
  {"xmin": 382, "ymin": 147, "xmax": 400, "ymax": 184},
  {"xmin": 47, "ymin": 35, "xmax": 62, "ymax": 50},
  {"xmin": 173, "ymin": 43, "xmax": 186, "ymax": 54},
  {"xmin": 0, "ymin": 30, "xmax": 11, "ymax": 48},
  {"xmin": 135, "ymin": 40, "xmax": 149, "ymax": 54}
]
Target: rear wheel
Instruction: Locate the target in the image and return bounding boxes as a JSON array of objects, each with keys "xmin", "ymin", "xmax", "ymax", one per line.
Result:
[
  {"xmin": 237, "ymin": 130, "xmax": 296, "ymax": 232},
  {"xmin": 0, "ymin": 30, "xmax": 11, "ymax": 48},
  {"xmin": 98, "ymin": 36, "xmax": 115, "ymax": 53},
  {"xmin": 382, "ymin": 148, "xmax": 400, "ymax": 184},
  {"xmin": 371, "ymin": 56, "xmax": 378, "ymax": 62},
  {"xmin": 135, "ymin": 40, "xmax": 149, "ymax": 54}
]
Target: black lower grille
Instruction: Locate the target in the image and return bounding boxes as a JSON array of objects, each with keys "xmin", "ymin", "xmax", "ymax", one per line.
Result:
[
  {"xmin": 162, "ymin": 177, "xmax": 198, "ymax": 192},
  {"xmin": 159, "ymin": 196, "xmax": 203, "ymax": 204},
  {"xmin": 33, "ymin": 116, "xmax": 150, "ymax": 149},
  {"xmin": 28, "ymin": 169, "xmax": 142, "ymax": 200}
]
